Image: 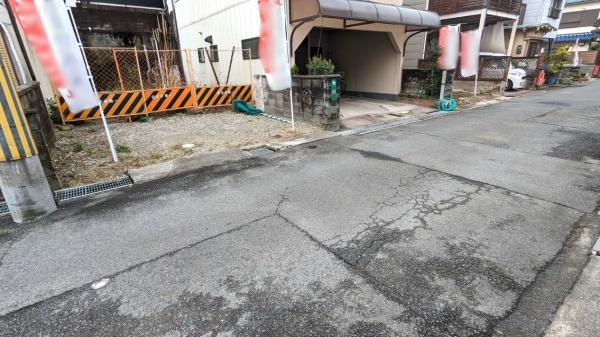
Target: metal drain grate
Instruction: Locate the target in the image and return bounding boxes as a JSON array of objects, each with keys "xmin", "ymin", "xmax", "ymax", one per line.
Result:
[
  {"xmin": 0, "ymin": 202, "xmax": 8, "ymax": 216},
  {"xmin": 54, "ymin": 176, "xmax": 133, "ymax": 202}
]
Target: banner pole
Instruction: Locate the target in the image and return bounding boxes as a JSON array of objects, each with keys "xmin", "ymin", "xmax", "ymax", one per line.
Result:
[
  {"xmin": 66, "ymin": 4, "xmax": 118, "ymax": 162},
  {"xmin": 283, "ymin": 0, "xmax": 295, "ymax": 132}
]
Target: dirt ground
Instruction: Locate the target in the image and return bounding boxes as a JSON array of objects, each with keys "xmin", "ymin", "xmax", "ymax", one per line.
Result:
[{"xmin": 52, "ymin": 111, "xmax": 321, "ymax": 188}]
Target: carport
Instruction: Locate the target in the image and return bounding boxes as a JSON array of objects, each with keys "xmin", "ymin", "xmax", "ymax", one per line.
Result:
[{"xmin": 288, "ymin": 0, "xmax": 440, "ymax": 128}]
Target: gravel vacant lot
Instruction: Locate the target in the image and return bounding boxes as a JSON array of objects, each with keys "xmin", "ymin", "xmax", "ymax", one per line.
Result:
[{"xmin": 52, "ymin": 111, "xmax": 320, "ymax": 187}]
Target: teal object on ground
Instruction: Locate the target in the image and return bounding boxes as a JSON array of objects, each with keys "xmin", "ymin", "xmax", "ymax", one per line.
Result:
[
  {"xmin": 232, "ymin": 100, "xmax": 263, "ymax": 116},
  {"xmin": 438, "ymin": 98, "xmax": 457, "ymax": 111}
]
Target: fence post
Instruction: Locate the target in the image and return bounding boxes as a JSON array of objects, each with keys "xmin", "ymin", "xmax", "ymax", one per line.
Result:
[
  {"xmin": 113, "ymin": 49, "xmax": 125, "ymax": 91},
  {"xmin": 132, "ymin": 47, "xmax": 148, "ymax": 115},
  {"xmin": 185, "ymin": 48, "xmax": 198, "ymax": 109}
]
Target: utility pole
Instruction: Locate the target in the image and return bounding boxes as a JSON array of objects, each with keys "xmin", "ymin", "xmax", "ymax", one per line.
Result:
[{"xmin": 0, "ymin": 55, "xmax": 56, "ymax": 223}]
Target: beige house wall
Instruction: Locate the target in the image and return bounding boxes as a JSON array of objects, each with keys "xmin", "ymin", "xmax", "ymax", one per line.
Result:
[{"xmin": 508, "ymin": 29, "xmax": 546, "ymax": 57}]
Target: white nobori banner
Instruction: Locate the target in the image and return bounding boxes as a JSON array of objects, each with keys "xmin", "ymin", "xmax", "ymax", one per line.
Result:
[
  {"xmin": 258, "ymin": 0, "xmax": 292, "ymax": 91},
  {"xmin": 8, "ymin": 0, "xmax": 98, "ymax": 113}
]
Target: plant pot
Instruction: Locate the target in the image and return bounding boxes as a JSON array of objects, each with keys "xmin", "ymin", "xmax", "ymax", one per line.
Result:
[{"xmin": 547, "ymin": 76, "xmax": 557, "ymax": 85}]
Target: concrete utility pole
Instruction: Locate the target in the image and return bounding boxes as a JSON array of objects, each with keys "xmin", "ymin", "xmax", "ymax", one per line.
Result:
[{"xmin": 0, "ymin": 56, "xmax": 56, "ymax": 223}]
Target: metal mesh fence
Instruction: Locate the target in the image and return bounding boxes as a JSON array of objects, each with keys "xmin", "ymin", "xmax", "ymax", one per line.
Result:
[
  {"xmin": 136, "ymin": 49, "xmax": 187, "ymax": 89},
  {"xmin": 82, "ymin": 48, "xmax": 253, "ymax": 92},
  {"xmin": 188, "ymin": 49, "xmax": 253, "ymax": 87},
  {"xmin": 84, "ymin": 48, "xmax": 121, "ymax": 92}
]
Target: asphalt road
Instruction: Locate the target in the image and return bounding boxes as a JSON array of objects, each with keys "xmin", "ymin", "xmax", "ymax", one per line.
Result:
[{"xmin": 2, "ymin": 82, "xmax": 600, "ymax": 337}]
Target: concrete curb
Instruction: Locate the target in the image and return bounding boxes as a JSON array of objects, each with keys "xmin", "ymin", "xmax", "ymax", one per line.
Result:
[
  {"xmin": 128, "ymin": 149, "xmax": 253, "ymax": 185},
  {"xmin": 126, "ymin": 103, "xmax": 499, "ymax": 186}
]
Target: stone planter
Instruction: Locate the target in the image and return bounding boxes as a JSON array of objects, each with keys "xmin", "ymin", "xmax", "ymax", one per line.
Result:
[{"xmin": 255, "ymin": 74, "xmax": 341, "ymax": 131}]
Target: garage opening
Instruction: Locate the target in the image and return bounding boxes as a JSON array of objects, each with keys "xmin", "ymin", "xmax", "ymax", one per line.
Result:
[
  {"xmin": 294, "ymin": 28, "xmax": 435, "ymax": 129},
  {"xmin": 295, "ymin": 28, "xmax": 401, "ymax": 99}
]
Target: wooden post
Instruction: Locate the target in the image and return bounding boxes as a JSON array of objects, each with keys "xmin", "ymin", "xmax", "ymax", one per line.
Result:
[{"xmin": 507, "ymin": 19, "xmax": 518, "ymax": 56}]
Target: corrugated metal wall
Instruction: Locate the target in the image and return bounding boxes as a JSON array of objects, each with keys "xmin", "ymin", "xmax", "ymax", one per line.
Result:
[{"xmin": 175, "ymin": 0, "xmax": 263, "ymax": 84}]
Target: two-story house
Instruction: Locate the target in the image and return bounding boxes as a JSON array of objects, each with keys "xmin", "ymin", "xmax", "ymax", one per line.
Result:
[
  {"xmin": 428, "ymin": 0, "xmax": 523, "ymax": 56},
  {"xmin": 510, "ymin": 0, "xmax": 565, "ymax": 57},
  {"xmin": 551, "ymin": 0, "xmax": 600, "ymax": 52}
]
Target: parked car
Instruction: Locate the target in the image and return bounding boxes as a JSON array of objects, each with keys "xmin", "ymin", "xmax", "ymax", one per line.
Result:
[{"xmin": 506, "ymin": 65, "xmax": 528, "ymax": 90}]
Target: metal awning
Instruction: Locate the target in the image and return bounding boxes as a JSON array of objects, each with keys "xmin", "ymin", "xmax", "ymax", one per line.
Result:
[
  {"xmin": 290, "ymin": 0, "xmax": 441, "ymax": 28},
  {"xmin": 555, "ymin": 32, "xmax": 595, "ymax": 43}
]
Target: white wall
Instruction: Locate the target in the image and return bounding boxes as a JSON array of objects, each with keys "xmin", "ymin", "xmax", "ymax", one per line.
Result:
[
  {"xmin": 521, "ymin": 0, "xmax": 564, "ymax": 29},
  {"xmin": 174, "ymin": 0, "xmax": 260, "ymax": 85}
]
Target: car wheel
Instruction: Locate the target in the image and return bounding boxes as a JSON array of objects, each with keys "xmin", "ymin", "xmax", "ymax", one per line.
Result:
[{"xmin": 507, "ymin": 80, "xmax": 514, "ymax": 91}]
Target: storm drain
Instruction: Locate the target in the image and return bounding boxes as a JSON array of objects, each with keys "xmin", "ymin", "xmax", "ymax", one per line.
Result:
[
  {"xmin": 54, "ymin": 176, "xmax": 133, "ymax": 202},
  {"xmin": 0, "ymin": 176, "xmax": 133, "ymax": 217}
]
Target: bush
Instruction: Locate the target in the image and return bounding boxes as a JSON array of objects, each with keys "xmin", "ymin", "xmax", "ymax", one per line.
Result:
[
  {"xmin": 46, "ymin": 98, "xmax": 62, "ymax": 124},
  {"xmin": 547, "ymin": 46, "xmax": 570, "ymax": 76},
  {"xmin": 307, "ymin": 56, "xmax": 335, "ymax": 75},
  {"xmin": 290, "ymin": 64, "xmax": 299, "ymax": 76}
]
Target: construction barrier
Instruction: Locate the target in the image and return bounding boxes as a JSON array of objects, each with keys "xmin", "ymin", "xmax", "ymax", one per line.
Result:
[
  {"xmin": 57, "ymin": 85, "xmax": 254, "ymax": 122},
  {"xmin": 57, "ymin": 48, "xmax": 254, "ymax": 123}
]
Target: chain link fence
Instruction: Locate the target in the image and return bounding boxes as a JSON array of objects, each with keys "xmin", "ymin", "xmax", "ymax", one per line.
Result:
[
  {"xmin": 187, "ymin": 48, "xmax": 253, "ymax": 87},
  {"xmin": 59, "ymin": 48, "xmax": 254, "ymax": 122},
  {"xmin": 82, "ymin": 47, "xmax": 252, "ymax": 92}
]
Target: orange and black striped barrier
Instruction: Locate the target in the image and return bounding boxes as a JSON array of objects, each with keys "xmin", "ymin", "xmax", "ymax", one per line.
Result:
[{"xmin": 57, "ymin": 84, "xmax": 253, "ymax": 123}]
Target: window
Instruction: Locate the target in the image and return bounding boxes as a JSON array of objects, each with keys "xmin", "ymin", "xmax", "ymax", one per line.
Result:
[
  {"xmin": 198, "ymin": 45, "xmax": 220, "ymax": 63},
  {"xmin": 548, "ymin": 0, "xmax": 563, "ymax": 19},
  {"xmin": 208, "ymin": 45, "xmax": 219, "ymax": 63},
  {"xmin": 560, "ymin": 9, "xmax": 600, "ymax": 28},
  {"xmin": 197, "ymin": 48, "xmax": 205, "ymax": 63},
  {"xmin": 527, "ymin": 41, "xmax": 541, "ymax": 57},
  {"xmin": 241, "ymin": 37, "xmax": 259, "ymax": 60}
]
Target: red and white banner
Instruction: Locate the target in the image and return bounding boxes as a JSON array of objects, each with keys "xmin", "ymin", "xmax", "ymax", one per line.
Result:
[
  {"xmin": 460, "ymin": 29, "xmax": 481, "ymax": 78},
  {"xmin": 438, "ymin": 25, "xmax": 460, "ymax": 70},
  {"xmin": 258, "ymin": 0, "xmax": 292, "ymax": 91},
  {"xmin": 8, "ymin": 0, "xmax": 97, "ymax": 113}
]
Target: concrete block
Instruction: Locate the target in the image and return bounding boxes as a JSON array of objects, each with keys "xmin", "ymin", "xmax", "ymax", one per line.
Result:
[{"xmin": 0, "ymin": 155, "xmax": 57, "ymax": 223}]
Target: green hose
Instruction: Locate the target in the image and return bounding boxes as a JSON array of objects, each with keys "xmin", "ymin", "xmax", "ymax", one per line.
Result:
[
  {"xmin": 438, "ymin": 98, "xmax": 457, "ymax": 111},
  {"xmin": 232, "ymin": 100, "xmax": 292, "ymax": 123}
]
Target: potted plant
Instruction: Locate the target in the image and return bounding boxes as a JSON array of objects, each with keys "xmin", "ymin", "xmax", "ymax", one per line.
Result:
[
  {"xmin": 307, "ymin": 56, "xmax": 335, "ymax": 75},
  {"xmin": 546, "ymin": 46, "xmax": 569, "ymax": 85}
]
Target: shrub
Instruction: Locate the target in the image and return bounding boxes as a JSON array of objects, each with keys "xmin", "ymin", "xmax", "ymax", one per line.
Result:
[
  {"xmin": 307, "ymin": 56, "xmax": 335, "ymax": 75},
  {"xmin": 547, "ymin": 46, "xmax": 570, "ymax": 76},
  {"xmin": 290, "ymin": 64, "xmax": 299, "ymax": 76},
  {"xmin": 46, "ymin": 98, "xmax": 62, "ymax": 124}
]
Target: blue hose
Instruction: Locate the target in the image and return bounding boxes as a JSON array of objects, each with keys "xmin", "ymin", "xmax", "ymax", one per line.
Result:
[{"xmin": 438, "ymin": 98, "xmax": 457, "ymax": 111}]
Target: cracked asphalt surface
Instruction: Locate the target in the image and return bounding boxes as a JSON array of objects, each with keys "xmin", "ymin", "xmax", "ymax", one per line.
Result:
[{"xmin": 2, "ymin": 81, "xmax": 600, "ymax": 336}]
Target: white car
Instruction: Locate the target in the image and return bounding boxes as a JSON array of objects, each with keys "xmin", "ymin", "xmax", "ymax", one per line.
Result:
[{"xmin": 506, "ymin": 65, "xmax": 528, "ymax": 90}]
